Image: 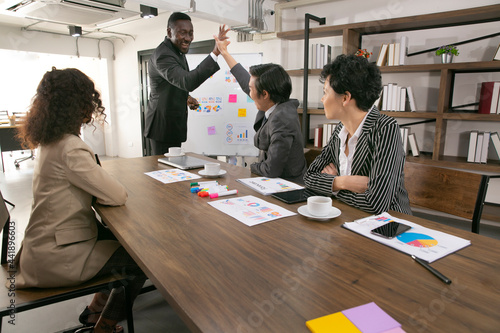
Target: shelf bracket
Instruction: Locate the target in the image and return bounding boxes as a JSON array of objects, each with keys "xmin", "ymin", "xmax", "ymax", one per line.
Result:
[{"xmin": 302, "ymin": 14, "xmax": 326, "ymax": 147}]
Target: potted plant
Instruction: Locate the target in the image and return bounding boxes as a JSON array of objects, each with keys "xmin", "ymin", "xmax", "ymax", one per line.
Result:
[
  {"xmin": 436, "ymin": 45, "xmax": 459, "ymax": 63},
  {"xmin": 354, "ymin": 48, "xmax": 372, "ymax": 59}
]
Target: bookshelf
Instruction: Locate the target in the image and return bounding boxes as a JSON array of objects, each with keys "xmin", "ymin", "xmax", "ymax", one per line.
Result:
[{"xmin": 278, "ymin": 4, "xmax": 500, "ymax": 171}]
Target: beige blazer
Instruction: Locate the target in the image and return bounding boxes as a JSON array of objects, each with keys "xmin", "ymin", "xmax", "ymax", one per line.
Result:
[{"xmin": 13, "ymin": 134, "xmax": 127, "ymax": 288}]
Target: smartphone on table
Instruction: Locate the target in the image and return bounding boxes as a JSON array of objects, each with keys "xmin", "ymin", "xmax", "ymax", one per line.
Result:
[
  {"xmin": 370, "ymin": 222, "xmax": 411, "ymax": 239},
  {"xmin": 271, "ymin": 188, "xmax": 319, "ymax": 204}
]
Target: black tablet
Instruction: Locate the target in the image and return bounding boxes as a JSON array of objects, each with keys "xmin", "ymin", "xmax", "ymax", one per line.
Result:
[{"xmin": 271, "ymin": 188, "xmax": 318, "ymax": 204}]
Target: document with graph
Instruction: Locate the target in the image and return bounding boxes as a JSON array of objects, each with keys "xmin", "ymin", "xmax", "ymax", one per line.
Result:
[{"xmin": 343, "ymin": 213, "xmax": 471, "ymax": 262}]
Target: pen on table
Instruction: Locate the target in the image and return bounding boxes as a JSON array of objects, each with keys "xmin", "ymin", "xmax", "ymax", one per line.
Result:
[
  {"xmin": 412, "ymin": 255, "xmax": 452, "ymax": 284},
  {"xmin": 209, "ymin": 189, "xmax": 238, "ymax": 199},
  {"xmin": 190, "ymin": 181, "xmax": 218, "ymax": 187}
]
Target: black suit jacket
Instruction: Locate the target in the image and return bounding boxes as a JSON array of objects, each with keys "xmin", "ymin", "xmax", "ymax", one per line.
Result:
[{"xmin": 145, "ymin": 38, "xmax": 220, "ymax": 143}]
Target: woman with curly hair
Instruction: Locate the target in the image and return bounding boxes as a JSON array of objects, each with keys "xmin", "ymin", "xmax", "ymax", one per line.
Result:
[
  {"xmin": 14, "ymin": 67, "xmax": 146, "ymax": 333},
  {"xmin": 304, "ymin": 55, "xmax": 411, "ymax": 214}
]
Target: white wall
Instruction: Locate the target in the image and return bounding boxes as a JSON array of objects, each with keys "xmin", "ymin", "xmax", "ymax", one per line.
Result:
[{"xmin": 0, "ymin": 24, "xmax": 118, "ymax": 155}]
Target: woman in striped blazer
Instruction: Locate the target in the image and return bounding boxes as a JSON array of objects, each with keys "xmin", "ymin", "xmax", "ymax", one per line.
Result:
[{"xmin": 304, "ymin": 54, "xmax": 411, "ymax": 215}]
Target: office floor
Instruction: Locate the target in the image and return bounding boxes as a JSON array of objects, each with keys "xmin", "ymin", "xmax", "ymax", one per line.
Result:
[
  {"xmin": 1, "ymin": 151, "xmax": 499, "ymax": 333},
  {"xmin": 0, "ymin": 151, "xmax": 191, "ymax": 333}
]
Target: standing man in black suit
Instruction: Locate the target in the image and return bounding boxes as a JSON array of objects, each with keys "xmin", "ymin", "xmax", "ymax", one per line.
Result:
[{"xmin": 145, "ymin": 12, "xmax": 229, "ymax": 155}]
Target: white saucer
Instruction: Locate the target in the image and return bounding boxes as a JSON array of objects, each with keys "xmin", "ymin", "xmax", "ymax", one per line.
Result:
[
  {"xmin": 297, "ymin": 205, "xmax": 341, "ymax": 221},
  {"xmin": 164, "ymin": 152, "xmax": 185, "ymax": 157},
  {"xmin": 198, "ymin": 169, "xmax": 227, "ymax": 178}
]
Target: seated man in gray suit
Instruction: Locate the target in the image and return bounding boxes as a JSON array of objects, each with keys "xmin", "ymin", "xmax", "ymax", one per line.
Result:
[{"xmin": 214, "ymin": 33, "xmax": 307, "ymax": 184}]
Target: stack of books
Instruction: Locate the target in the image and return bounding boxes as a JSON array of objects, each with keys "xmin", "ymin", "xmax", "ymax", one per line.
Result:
[
  {"xmin": 314, "ymin": 122, "xmax": 338, "ymax": 148},
  {"xmin": 478, "ymin": 81, "xmax": 500, "ymax": 114},
  {"xmin": 400, "ymin": 127, "xmax": 420, "ymax": 157},
  {"xmin": 376, "ymin": 36, "xmax": 408, "ymax": 67},
  {"xmin": 468, "ymin": 131, "xmax": 500, "ymax": 163},
  {"xmin": 309, "ymin": 44, "xmax": 332, "ymax": 69},
  {"xmin": 376, "ymin": 84, "xmax": 417, "ymax": 112}
]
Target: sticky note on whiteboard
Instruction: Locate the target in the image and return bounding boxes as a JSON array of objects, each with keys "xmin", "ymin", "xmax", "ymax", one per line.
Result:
[
  {"xmin": 208, "ymin": 126, "xmax": 216, "ymax": 135},
  {"xmin": 238, "ymin": 109, "xmax": 247, "ymax": 117},
  {"xmin": 228, "ymin": 94, "xmax": 237, "ymax": 103}
]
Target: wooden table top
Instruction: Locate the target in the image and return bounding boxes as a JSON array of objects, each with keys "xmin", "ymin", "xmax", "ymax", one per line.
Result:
[{"xmin": 94, "ymin": 154, "xmax": 500, "ymax": 333}]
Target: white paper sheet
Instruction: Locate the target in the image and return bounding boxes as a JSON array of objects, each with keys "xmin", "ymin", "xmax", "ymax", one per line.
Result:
[
  {"xmin": 145, "ymin": 169, "xmax": 201, "ymax": 184},
  {"xmin": 208, "ymin": 195, "xmax": 296, "ymax": 226},
  {"xmin": 343, "ymin": 213, "xmax": 471, "ymax": 262}
]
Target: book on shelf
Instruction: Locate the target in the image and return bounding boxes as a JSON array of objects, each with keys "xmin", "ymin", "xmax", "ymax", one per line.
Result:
[
  {"xmin": 381, "ymin": 85, "xmax": 389, "ymax": 110},
  {"xmin": 388, "ymin": 43, "xmax": 395, "ymax": 66},
  {"xmin": 406, "ymin": 86, "xmax": 418, "ymax": 112},
  {"xmin": 399, "ymin": 87, "xmax": 407, "ymax": 111},
  {"xmin": 311, "ymin": 43, "xmax": 316, "ymax": 69},
  {"xmin": 314, "ymin": 126, "xmax": 323, "ymax": 148},
  {"xmin": 467, "ymin": 130, "xmax": 478, "ymax": 162},
  {"xmin": 399, "ymin": 36, "xmax": 408, "ymax": 65},
  {"xmin": 400, "ymin": 127, "xmax": 409, "ymax": 155},
  {"xmin": 478, "ymin": 81, "xmax": 500, "ymax": 114},
  {"xmin": 376, "ymin": 43, "xmax": 389, "ymax": 67},
  {"xmin": 408, "ymin": 133, "xmax": 420, "ymax": 156},
  {"xmin": 481, "ymin": 132, "xmax": 490, "ymax": 163},
  {"xmin": 394, "ymin": 42, "xmax": 401, "ymax": 66},
  {"xmin": 490, "ymin": 132, "xmax": 500, "ymax": 159},
  {"xmin": 474, "ymin": 132, "xmax": 483, "ymax": 163}
]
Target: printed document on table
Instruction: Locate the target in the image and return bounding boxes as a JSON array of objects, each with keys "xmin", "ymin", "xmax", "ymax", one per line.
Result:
[
  {"xmin": 236, "ymin": 177, "xmax": 304, "ymax": 195},
  {"xmin": 208, "ymin": 195, "xmax": 296, "ymax": 226},
  {"xmin": 145, "ymin": 169, "xmax": 201, "ymax": 184},
  {"xmin": 343, "ymin": 213, "xmax": 471, "ymax": 262}
]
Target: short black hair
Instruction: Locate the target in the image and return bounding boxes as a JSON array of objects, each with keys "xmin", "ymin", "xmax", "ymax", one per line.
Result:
[
  {"xmin": 168, "ymin": 12, "xmax": 191, "ymax": 29},
  {"xmin": 249, "ymin": 64, "xmax": 292, "ymax": 104},
  {"xmin": 320, "ymin": 54, "xmax": 382, "ymax": 111}
]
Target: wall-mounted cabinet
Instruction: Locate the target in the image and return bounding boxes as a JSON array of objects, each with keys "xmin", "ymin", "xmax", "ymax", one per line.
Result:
[{"xmin": 278, "ymin": 4, "xmax": 500, "ymax": 172}]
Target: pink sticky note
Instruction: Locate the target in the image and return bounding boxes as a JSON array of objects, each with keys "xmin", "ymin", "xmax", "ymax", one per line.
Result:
[
  {"xmin": 228, "ymin": 94, "xmax": 237, "ymax": 103},
  {"xmin": 342, "ymin": 302, "xmax": 401, "ymax": 333},
  {"xmin": 207, "ymin": 126, "xmax": 216, "ymax": 135}
]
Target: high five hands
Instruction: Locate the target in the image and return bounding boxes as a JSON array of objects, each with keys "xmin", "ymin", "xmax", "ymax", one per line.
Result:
[{"xmin": 212, "ymin": 24, "xmax": 231, "ymax": 56}]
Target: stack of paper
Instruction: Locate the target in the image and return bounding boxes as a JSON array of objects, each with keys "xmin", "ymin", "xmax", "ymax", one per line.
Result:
[{"xmin": 342, "ymin": 213, "xmax": 470, "ymax": 262}]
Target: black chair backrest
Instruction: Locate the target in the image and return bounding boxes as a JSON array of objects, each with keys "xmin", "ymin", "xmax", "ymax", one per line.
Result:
[{"xmin": 0, "ymin": 190, "xmax": 11, "ymax": 264}]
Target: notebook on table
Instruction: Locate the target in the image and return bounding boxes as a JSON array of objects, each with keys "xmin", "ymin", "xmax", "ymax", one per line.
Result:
[{"xmin": 158, "ymin": 156, "xmax": 207, "ymax": 170}]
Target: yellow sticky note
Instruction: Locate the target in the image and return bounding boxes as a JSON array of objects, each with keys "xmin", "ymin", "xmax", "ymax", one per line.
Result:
[
  {"xmin": 306, "ymin": 312, "xmax": 361, "ymax": 333},
  {"xmin": 238, "ymin": 108, "xmax": 247, "ymax": 117}
]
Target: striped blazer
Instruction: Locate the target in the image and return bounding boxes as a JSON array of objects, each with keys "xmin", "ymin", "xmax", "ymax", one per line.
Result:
[{"xmin": 304, "ymin": 107, "xmax": 412, "ymax": 215}]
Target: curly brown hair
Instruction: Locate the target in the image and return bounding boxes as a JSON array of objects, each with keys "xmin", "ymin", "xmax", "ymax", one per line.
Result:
[{"xmin": 17, "ymin": 67, "xmax": 106, "ymax": 149}]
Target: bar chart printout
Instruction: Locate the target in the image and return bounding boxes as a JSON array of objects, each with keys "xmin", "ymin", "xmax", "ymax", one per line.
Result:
[{"xmin": 225, "ymin": 123, "xmax": 253, "ymax": 145}]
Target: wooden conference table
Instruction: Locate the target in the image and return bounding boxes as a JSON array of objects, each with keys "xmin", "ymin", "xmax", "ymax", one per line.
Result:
[{"xmin": 94, "ymin": 154, "xmax": 500, "ymax": 333}]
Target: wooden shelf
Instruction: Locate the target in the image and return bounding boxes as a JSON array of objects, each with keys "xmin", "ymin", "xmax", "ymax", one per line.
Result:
[
  {"xmin": 381, "ymin": 111, "xmax": 438, "ymax": 119},
  {"xmin": 287, "ymin": 61, "xmax": 500, "ymax": 76},
  {"xmin": 283, "ymin": 5, "xmax": 500, "ymax": 171},
  {"xmin": 277, "ymin": 5, "xmax": 500, "ymax": 40}
]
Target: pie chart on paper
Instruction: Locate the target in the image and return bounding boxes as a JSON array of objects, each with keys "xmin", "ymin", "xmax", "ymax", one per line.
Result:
[{"xmin": 396, "ymin": 232, "xmax": 438, "ymax": 248}]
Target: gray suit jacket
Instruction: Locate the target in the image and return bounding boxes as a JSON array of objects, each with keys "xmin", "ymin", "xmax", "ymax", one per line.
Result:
[
  {"xmin": 231, "ymin": 64, "xmax": 307, "ymax": 184},
  {"xmin": 145, "ymin": 38, "xmax": 220, "ymax": 143}
]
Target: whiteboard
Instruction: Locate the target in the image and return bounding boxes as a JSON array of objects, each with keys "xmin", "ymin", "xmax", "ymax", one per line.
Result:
[{"xmin": 182, "ymin": 53, "xmax": 262, "ymax": 156}]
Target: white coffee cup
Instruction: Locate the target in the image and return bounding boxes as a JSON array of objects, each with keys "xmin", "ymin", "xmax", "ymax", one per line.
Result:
[
  {"xmin": 168, "ymin": 147, "xmax": 182, "ymax": 156},
  {"xmin": 204, "ymin": 163, "xmax": 221, "ymax": 175},
  {"xmin": 307, "ymin": 196, "xmax": 332, "ymax": 217}
]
